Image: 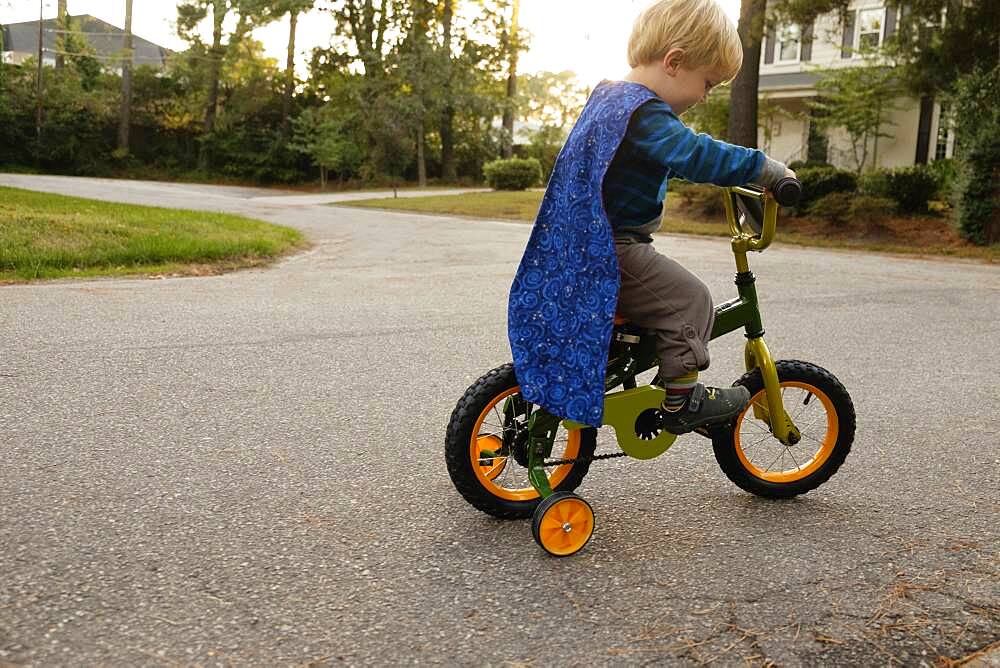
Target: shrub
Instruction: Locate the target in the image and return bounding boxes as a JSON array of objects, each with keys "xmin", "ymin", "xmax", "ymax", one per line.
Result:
[
  {"xmin": 483, "ymin": 157, "xmax": 543, "ymax": 190},
  {"xmin": 850, "ymin": 195, "xmax": 897, "ymax": 229},
  {"xmin": 858, "ymin": 169, "xmax": 891, "ymax": 198},
  {"xmin": 927, "ymin": 158, "xmax": 958, "ymax": 202},
  {"xmin": 808, "ymin": 192, "xmax": 853, "ymax": 226},
  {"xmin": 878, "ymin": 165, "xmax": 939, "ymax": 214},
  {"xmin": 788, "ymin": 160, "xmax": 833, "ymax": 171},
  {"xmin": 797, "ymin": 166, "xmax": 858, "ymax": 209},
  {"xmin": 670, "ymin": 180, "xmax": 725, "ymax": 217},
  {"xmin": 953, "ymin": 65, "xmax": 1000, "ymax": 245}
]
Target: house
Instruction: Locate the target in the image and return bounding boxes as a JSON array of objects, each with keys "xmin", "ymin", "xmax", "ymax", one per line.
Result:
[
  {"xmin": 1, "ymin": 14, "xmax": 170, "ymax": 70},
  {"xmin": 757, "ymin": 2, "xmax": 952, "ymax": 170}
]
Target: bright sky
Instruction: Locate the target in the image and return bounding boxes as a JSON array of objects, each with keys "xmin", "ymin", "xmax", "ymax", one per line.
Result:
[{"xmin": 3, "ymin": 0, "xmax": 740, "ymax": 85}]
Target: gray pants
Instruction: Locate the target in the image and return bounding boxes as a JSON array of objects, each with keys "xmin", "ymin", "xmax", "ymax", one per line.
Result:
[{"xmin": 614, "ymin": 240, "xmax": 715, "ymax": 380}]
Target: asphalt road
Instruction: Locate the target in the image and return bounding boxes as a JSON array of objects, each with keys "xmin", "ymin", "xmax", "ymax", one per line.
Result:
[{"xmin": 1, "ymin": 174, "xmax": 998, "ymax": 666}]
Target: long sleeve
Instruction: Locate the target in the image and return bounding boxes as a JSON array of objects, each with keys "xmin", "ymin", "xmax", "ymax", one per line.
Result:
[{"xmin": 630, "ymin": 99, "xmax": 766, "ymax": 186}]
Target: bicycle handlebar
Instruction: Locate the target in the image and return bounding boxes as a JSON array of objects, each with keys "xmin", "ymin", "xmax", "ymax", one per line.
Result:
[
  {"xmin": 722, "ymin": 177, "xmax": 803, "ymax": 253},
  {"xmin": 771, "ymin": 177, "xmax": 803, "ymax": 207}
]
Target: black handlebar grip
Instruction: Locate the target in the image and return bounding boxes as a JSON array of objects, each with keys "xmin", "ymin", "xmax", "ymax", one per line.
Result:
[{"xmin": 772, "ymin": 177, "xmax": 803, "ymax": 207}]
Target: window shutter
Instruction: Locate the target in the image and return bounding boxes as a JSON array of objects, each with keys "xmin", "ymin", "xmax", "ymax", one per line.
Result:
[
  {"xmin": 841, "ymin": 10, "xmax": 856, "ymax": 58},
  {"xmin": 884, "ymin": 4, "xmax": 898, "ymax": 39},
  {"xmin": 801, "ymin": 22, "xmax": 814, "ymax": 61},
  {"xmin": 915, "ymin": 96, "xmax": 934, "ymax": 164},
  {"xmin": 764, "ymin": 26, "xmax": 776, "ymax": 64}
]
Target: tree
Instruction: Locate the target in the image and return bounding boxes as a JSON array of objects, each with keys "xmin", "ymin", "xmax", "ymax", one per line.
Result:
[
  {"xmin": 952, "ymin": 65, "xmax": 1000, "ymax": 245},
  {"xmin": 727, "ymin": 0, "xmax": 849, "ymax": 148},
  {"xmin": 117, "ymin": 0, "xmax": 134, "ymax": 155},
  {"xmin": 727, "ymin": 0, "xmax": 766, "ymax": 148},
  {"xmin": 277, "ymin": 0, "xmax": 314, "ymax": 133},
  {"xmin": 439, "ymin": 0, "xmax": 457, "ymax": 181},
  {"xmin": 290, "ymin": 106, "xmax": 363, "ymax": 187},
  {"xmin": 56, "ymin": 0, "xmax": 67, "ymax": 69},
  {"xmin": 500, "ymin": 0, "xmax": 521, "ymax": 158},
  {"xmin": 177, "ymin": 0, "xmax": 281, "ymax": 169},
  {"xmin": 808, "ymin": 54, "xmax": 901, "ymax": 173},
  {"xmin": 516, "ymin": 70, "xmax": 587, "ymax": 177},
  {"xmin": 884, "ymin": 0, "xmax": 1000, "ymax": 98}
]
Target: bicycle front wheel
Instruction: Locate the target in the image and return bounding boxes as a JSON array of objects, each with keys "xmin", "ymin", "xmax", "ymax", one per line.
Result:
[{"xmin": 712, "ymin": 360, "xmax": 856, "ymax": 498}]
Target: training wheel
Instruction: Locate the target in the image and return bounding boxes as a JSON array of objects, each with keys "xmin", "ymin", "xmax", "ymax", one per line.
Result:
[{"xmin": 531, "ymin": 492, "xmax": 595, "ymax": 557}]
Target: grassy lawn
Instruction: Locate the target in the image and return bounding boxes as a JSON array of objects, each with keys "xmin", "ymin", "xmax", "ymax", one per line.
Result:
[
  {"xmin": 0, "ymin": 186, "xmax": 307, "ymax": 282},
  {"xmin": 342, "ymin": 190, "xmax": 999, "ymax": 262}
]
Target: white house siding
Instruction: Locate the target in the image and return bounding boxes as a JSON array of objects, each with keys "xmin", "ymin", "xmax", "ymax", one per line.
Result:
[{"xmin": 755, "ymin": 2, "xmax": 948, "ymax": 169}]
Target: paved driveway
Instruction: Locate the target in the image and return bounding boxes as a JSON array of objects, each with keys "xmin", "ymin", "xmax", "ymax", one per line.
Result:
[{"xmin": 1, "ymin": 174, "xmax": 997, "ymax": 665}]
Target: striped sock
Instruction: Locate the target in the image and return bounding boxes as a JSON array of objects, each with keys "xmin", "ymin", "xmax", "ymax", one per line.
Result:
[{"xmin": 661, "ymin": 371, "xmax": 699, "ymax": 412}]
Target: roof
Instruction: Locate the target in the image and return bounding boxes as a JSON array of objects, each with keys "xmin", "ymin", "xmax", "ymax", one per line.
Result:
[{"xmin": 0, "ymin": 14, "xmax": 171, "ymax": 68}]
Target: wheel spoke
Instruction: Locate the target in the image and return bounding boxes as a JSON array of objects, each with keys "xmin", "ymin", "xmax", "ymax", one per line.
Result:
[
  {"xmin": 763, "ymin": 448, "xmax": 785, "ymax": 473},
  {"xmin": 786, "ymin": 446, "xmax": 802, "ymax": 471},
  {"xmin": 798, "ymin": 431, "xmax": 828, "ymax": 447}
]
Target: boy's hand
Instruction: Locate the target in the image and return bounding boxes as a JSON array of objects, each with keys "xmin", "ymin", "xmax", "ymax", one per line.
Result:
[{"xmin": 785, "ymin": 167, "xmax": 797, "ymax": 180}]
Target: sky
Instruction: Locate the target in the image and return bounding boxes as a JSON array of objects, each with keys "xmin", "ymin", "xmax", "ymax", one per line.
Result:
[{"xmin": 2, "ymin": 0, "xmax": 741, "ymax": 85}]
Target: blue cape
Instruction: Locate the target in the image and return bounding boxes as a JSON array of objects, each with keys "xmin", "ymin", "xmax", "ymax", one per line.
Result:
[{"xmin": 508, "ymin": 81, "xmax": 658, "ymax": 427}]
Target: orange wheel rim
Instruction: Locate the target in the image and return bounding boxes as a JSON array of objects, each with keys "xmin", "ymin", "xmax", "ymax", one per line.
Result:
[
  {"xmin": 476, "ymin": 435, "xmax": 506, "ymax": 481},
  {"xmin": 469, "ymin": 386, "xmax": 581, "ymax": 501},
  {"xmin": 734, "ymin": 381, "xmax": 838, "ymax": 483},
  {"xmin": 538, "ymin": 497, "xmax": 594, "ymax": 556}
]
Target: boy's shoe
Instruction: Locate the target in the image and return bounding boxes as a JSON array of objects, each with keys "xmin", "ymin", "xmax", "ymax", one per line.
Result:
[{"xmin": 658, "ymin": 383, "xmax": 751, "ymax": 435}]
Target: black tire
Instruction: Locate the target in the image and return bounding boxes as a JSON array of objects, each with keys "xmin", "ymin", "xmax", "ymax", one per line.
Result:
[
  {"xmin": 712, "ymin": 360, "xmax": 855, "ymax": 498},
  {"xmin": 445, "ymin": 363, "xmax": 597, "ymax": 519}
]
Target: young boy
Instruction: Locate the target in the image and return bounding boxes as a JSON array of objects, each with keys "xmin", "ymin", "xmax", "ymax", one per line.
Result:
[{"xmin": 508, "ymin": 0, "xmax": 794, "ymax": 434}]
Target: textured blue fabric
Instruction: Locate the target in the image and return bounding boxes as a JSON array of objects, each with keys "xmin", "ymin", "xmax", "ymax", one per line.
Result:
[{"xmin": 507, "ymin": 80, "xmax": 657, "ymax": 427}]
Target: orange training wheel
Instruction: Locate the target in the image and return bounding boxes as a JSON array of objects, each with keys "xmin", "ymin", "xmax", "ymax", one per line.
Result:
[{"xmin": 531, "ymin": 492, "xmax": 595, "ymax": 557}]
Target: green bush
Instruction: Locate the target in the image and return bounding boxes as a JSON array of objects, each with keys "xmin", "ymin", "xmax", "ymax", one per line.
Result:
[
  {"xmin": 876, "ymin": 165, "xmax": 939, "ymax": 214},
  {"xmin": 483, "ymin": 157, "xmax": 543, "ymax": 190},
  {"xmin": 860, "ymin": 165, "xmax": 943, "ymax": 214},
  {"xmin": 797, "ymin": 166, "xmax": 858, "ymax": 209},
  {"xmin": 953, "ymin": 65, "xmax": 1000, "ymax": 245},
  {"xmin": 788, "ymin": 160, "xmax": 833, "ymax": 171},
  {"xmin": 858, "ymin": 169, "xmax": 890, "ymax": 197},
  {"xmin": 927, "ymin": 158, "xmax": 958, "ymax": 202},
  {"xmin": 670, "ymin": 180, "xmax": 725, "ymax": 217},
  {"xmin": 808, "ymin": 192, "xmax": 853, "ymax": 226},
  {"xmin": 851, "ymin": 195, "xmax": 897, "ymax": 229}
]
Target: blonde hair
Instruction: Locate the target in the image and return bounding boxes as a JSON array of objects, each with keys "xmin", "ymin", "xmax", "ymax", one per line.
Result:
[{"xmin": 628, "ymin": 0, "xmax": 743, "ymax": 81}]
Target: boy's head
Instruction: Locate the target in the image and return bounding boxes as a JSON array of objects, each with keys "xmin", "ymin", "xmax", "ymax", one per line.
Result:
[
  {"xmin": 628, "ymin": 0, "xmax": 743, "ymax": 78},
  {"xmin": 626, "ymin": 0, "xmax": 743, "ymax": 113}
]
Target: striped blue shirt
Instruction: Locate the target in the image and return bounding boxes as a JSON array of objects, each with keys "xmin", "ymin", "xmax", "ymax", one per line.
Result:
[{"xmin": 603, "ymin": 97, "xmax": 766, "ymax": 234}]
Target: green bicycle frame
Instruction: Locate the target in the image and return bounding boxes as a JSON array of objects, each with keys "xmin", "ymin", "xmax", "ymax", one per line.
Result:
[{"xmin": 526, "ymin": 186, "xmax": 800, "ymax": 499}]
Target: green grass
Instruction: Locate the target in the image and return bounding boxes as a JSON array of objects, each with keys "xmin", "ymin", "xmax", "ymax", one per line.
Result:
[
  {"xmin": 343, "ymin": 190, "xmax": 545, "ymax": 220},
  {"xmin": 0, "ymin": 186, "xmax": 307, "ymax": 282},
  {"xmin": 342, "ymin": 190, "xmax": 1000, "ymax": 262}
]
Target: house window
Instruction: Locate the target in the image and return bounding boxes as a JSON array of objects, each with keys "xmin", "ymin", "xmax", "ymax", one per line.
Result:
[
  {"xmin": 778, "ymin": 25, "xmax": 801, "ymax": 62},
  {"xmin": 935, "ymin": 103, "xmax": 952, "ymax": 161},
  {"xmin": 857, "ymin": 8, "xmax": 884, "ymax": 50}
]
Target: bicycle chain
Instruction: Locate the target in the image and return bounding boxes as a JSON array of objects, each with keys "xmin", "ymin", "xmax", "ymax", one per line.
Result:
[{"xmin": 542, "ymin": 451, "xmax": 629, "ymax": 467}]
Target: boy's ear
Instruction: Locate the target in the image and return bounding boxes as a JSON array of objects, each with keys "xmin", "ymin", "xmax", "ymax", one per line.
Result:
[{"xmin": 662, "ymin": 48, "xmax": 685, "ymax": 76}]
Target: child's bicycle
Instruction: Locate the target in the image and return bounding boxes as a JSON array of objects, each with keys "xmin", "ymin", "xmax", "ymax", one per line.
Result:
[{"xmin": 445, "ymin": 180, "xmax": 856, "ymax": 556}]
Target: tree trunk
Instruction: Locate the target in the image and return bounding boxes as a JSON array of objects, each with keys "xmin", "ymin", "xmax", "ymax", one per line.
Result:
[
  {"xmin": 117, "ymin": 0, "xmax": 133, "ymax": 155},
  {"xmin": 199, "ymin": 0, "xmax": 226, "ymax": 170},
  {"xmin": 501, "ymin": 0, "xmax": 520, "ymax": 159},
  {"xmin": 55, "ymin": 0, "xmax": 67, "ymax": 69},
  {"xmin": 35, "ymin": 0, "xmax": 43, "ymax": 157},
  {"xmin": 727, "ymin": 0, "xmax": 767, "ymax": 148},
  {"xmin": 320, "ymin": 165, "xmax": 328, "ymax": 189},
  {"xmin": 439, "ymin": 0, "xmax": 456, "ymax": 181},
  {"xmin": 282, "ymin": 10, "xmax": 298, "ymax": 135},
  {"xmin": 417, "ymin": 121, "xmax": 427, "ymax": 187}
]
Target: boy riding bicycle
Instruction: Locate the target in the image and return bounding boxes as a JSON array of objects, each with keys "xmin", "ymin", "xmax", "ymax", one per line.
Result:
[{"xmin": 508, "ymin": 0, "xmax": 795, "ymax": 434}]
